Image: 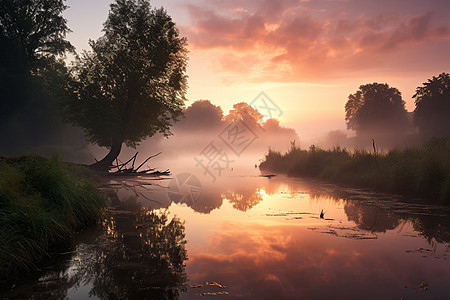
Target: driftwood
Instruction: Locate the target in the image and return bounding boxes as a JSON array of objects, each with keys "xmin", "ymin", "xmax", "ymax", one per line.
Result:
[{"xmin": 108, "ymin": 152, "xmax": 170, "ymax": 177}]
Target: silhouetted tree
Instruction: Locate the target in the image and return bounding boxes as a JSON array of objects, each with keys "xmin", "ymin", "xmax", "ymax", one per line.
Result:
[
  {"xmin": 225, "ymin": 102, "xmax": 264, "ymax": 126},
  {"xmin": 64, "ymin": 0, "xmax": 188, "ymax": 169},
  {"xmin": 0, "ymin": 0, "xmax": 78, "ymax": 155},
  {"xmin": 413, "ymin": 73, "xmax": 450, "ymax": 139},
  {"xmin": 323, "ymin": 130, "xmax": 349, "ymax": 148},
  {"xmin": 262, "ymin": 118, "xmax": 297, "ymax": 137},
  {"xmin": 258, "ymin": 118, "xmax": 299, "ymax": 151},
  {"xmin": 0, "ymin": 0, "xmax": 73, "ymax": 67},
  {"xmin": 176, "ymin": 100, "xmax": 224, "ymax": 131},
  {"xmin": 345, "ymin": 83, "xmax": 409, "ymax": 143}
]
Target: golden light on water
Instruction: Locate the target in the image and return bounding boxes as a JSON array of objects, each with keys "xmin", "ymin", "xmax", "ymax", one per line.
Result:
[{"xmin": 259, "ymin": 188, "xmax": 267, "ymax": 197}]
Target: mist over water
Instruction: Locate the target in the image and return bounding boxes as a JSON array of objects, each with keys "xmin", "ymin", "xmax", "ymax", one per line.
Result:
[
  {"xmin": 87, "ymin": 98, "xmax": 437, "ymax": 169},
  {"xmin": 88, "ymin": 99, "xmax": 299, "ymax": 171}
]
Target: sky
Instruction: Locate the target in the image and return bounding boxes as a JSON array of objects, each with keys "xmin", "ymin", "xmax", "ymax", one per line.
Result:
[{"xmin": 63, "ymin": 0, "xmax": 450, "ymax": 139}]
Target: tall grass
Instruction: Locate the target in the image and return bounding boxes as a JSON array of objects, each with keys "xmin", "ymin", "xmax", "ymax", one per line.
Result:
[
  {"xmin": 260, "ymin": 139, "xmax": 450, "ymax": 204},
  {"xmin": 0, "ymin": 155, "xmax": 105, "ymax": 278}
]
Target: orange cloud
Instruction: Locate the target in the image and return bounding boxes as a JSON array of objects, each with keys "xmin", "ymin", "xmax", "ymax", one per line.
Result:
[{"xmin": 183, "ymin": 1, "xmax": 450, "ymax": 82}]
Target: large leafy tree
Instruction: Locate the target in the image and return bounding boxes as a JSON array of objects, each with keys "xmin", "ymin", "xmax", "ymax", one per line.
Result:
[
  {"xmin": 413, "ymin": 73, "xmax": 450, "ymax": 139},
  {"xmin": 225, "ymin": 102, "xmax": 264, "ymax": 126},
  {"xmin": 177, "ymin": 100, "xmax": 224, "ymax": 131},
  {"xmin": 0, "ymin": 0, "xmax": 75, "ymax": 154},
  {"xmin": 345, "ymin": 83, "xmax": 409, "ymax": 140},
  {"xmin": 65, "ymin": 0, "xmax": 188, "ymax": 169},
  {"xmin": 0, "ymin": 0, "xmax": 73, "ymax": 64}
]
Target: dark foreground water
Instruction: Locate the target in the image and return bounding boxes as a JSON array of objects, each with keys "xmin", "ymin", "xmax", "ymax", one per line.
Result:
[{"xmin": 2, "ymin": 167, "xmax": 450, "ymax": 299}]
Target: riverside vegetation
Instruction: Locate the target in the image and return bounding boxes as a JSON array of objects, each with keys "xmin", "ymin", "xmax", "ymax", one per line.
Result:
[
  {"xmin": 260, "ymin": 139, "xmax": 450, "ymax": 204},
  {"xmin": 0, "ymin": 155, "xmax": 105, "ymax": 278}
]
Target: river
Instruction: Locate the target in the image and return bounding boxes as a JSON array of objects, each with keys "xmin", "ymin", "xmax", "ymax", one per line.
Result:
[{"xmin": 1, "ymin": 166, "xmax": 450, "ymax": 299}]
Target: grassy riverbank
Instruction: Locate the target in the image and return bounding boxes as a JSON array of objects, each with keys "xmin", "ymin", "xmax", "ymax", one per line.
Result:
[
  {"xmin": 0, "ymin": 155, "xmax": 105, "ymax": 278},
  {"xmin": 260, "ymin": 140, "xmax": 450, "ymax": 204}
]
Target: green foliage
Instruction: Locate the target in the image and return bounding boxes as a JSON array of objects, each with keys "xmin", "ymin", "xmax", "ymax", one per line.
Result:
[
  {"xmin": 260, "ymin": 140, "xmax": 450, "ymax": 204},
  {"xmin": 0, "ymin": 0, "xmax": 74, "ymax": 65},
  {"xmin": 0, "ymin": 0, "xmax": 80, "ymax": 155},
  {"xmin": 0, "ymin": 156, "xmax": 105, "ymax": 278},
  {"xmin": 65, "ymin": 0, "xmax": 188, "ymax": 150},
  {"xmin": 413, "ymin": 72, "xmax": 450, "ymax": 138},
  {"xmin": 345, "ymin": 83, "xmax": 409, "ymax": 138},
  {"xmin": 0, "ymin": 0, "xmax": 73, "ymax": 110}
]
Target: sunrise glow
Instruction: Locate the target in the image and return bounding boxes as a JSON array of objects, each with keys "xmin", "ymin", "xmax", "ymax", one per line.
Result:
[{"xmin": 63, "ymin": 0, "xmax": 450, "ymax": 140}]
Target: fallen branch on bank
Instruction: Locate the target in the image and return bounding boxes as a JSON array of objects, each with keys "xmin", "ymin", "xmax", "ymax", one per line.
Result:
[{"xmin": 107, "ymin": 152, "xmax": 170, "ymax": 176}]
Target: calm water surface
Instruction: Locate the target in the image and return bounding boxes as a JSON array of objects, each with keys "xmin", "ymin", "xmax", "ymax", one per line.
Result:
[{"xmin": 2, "ymin": 167, "xmax": 450, "ymax": 299}]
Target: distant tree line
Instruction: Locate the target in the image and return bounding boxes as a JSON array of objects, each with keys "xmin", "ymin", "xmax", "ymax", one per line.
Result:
[
  {"xmin": 1, "ymin": 0, "xmax": 449, "ymax": 168},
  {"xmin": 177, "ymin": 99, "xmax": 297, "ymax": 136},
  {"xmin": 345, "ymin": 73, "xmax": 450, "ymax": 147}
]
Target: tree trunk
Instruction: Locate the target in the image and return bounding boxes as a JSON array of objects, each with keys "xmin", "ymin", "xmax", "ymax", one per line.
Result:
[{"xmin": 90, "ymin": 141, "xmax": 122, "ymax": 171}]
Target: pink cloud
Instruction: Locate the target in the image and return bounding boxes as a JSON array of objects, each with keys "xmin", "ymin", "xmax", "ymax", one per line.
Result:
[{"xmin": 183, "ymin": 1, "xmax": 450, "ymax": 82}]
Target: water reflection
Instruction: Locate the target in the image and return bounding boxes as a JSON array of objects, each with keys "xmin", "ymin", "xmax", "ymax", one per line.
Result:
[
  {"xmin": 184, "ymin": 223, "xmax": 450, "ymax": 300},
  {"xmin": 3, "ymin": 174, "xmax": 450, "ymax": 299},
  {"xmin": 182, "ymin": 192, "xmax": 223, "ymax": 214},
  {"xmin": 2, "ymin": 197, "xmax": 187, "ymax": 300},
  {"xmin": 221, "ymin": 188, "xmax": 264, "ymax": 212},
  {"xmin": 311, "ymin": 185, "xmax": 450, "ymax": 242},
  {"xmin": 115, "ymin": 175, "xmax": 450, "ymax": 244},
  {"xmin": 344, "ymin": 201, "xmax": 402, "ymax": 233},
  {"xmin": 88, "ymin": 198, "xmax": 187, "ymax": 299},
  {"xmin": 108, "ymin": 175, "xmax": 450, "ymax": 299}
]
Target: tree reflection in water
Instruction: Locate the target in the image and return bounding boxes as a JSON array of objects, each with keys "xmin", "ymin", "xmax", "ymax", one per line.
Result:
[
  {"xmin": 344, "ymin": 201, "xmax": 401, "ymax": 233},
  {"xmin": 189, "ymin": 178, "xmax": 450, "ymax": 243},
  {"xmin": 307, "ymin": 185, "xmax": 450, "ymax": 242},
  {"xmin": 2, "ymin": 196, "xmax": 188, "ymax": 300},
  {"xmin": 222, "ymin": 188, "xmax": 264, "ymax": 212},
  {"xmin": 3, "ymin": 176, "xmax": 450, "ymax": 299},
  {"xmin": 113, "ymin": 175, "xmax": 450, "ymax": 244},
  {"xmin": 88, "ymin": 198, "xmax": 188, "ymax": 299}
]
